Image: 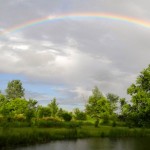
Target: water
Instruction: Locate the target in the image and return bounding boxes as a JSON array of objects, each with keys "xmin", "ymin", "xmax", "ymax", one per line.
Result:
[{"xmin": 14, "ymin": 138, "xmax": 150, "ymax": 150}]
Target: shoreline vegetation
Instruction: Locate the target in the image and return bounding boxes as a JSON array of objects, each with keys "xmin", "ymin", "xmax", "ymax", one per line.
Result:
[
  {"xmin": 1, "ymin": 65, "xmax": 150, "ymax": 148},
  {"xmin": 0, "ymin": 125, "xmax": 150, "ymax": 148}
]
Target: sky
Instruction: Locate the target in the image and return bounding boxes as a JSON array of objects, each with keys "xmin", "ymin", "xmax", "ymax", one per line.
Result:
[{"xmin": 0, "ymin": 0, "xmax": 150, "ymax": 110}]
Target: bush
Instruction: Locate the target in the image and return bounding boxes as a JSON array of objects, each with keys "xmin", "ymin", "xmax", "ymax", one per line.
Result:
[
  {"xmin": 0, "ymin": 115, "xmax": 4, "ymax": 122},
  {"xmin": 74, "ymin": 109, "xmax": 87, "ymax": 120},
  {"xmin": 112, "ymin": 121, "xmax": 116, "ymax": 127},
  {"xmin": 13, "ymin": 114, "xmax": 26, "ymax": 122},
  {"xmin": 36, "ymin": 120, "xmax": 61, "ymax": 128},
  {"xmin": 62, "ymin": 113, "xmax": 72, "ymax": 122},
  {"xmin": 35, "ymin": 119, "xmax": 81, "ymax": 128},
  {"xmin": 42, "ymin": 117, "xmax": 60, "ymax": 122},
  {"xmin": 0, "ymin": 121, "xmax": 30, "ymax": 128}
]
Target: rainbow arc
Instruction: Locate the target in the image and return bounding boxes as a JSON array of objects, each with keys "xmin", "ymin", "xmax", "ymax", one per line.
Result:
[{"xmin": 1, "ymin": 13, "xmax": 150, "ymax": 35}]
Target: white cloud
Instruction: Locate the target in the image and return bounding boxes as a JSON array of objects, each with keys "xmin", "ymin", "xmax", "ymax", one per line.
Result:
[
  {"xmin": 10, "ymin": 44, "xmax": 29, "ymax": 50},
  {"xmin": 0, "ymin": 0, "xmax": 150, "ymax": 108}
]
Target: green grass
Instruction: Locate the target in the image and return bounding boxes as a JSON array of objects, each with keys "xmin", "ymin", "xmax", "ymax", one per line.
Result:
[
  {"xmin": 0, "ymin": 127, "xmax": 78, "ymax": 147},
  {"xmin": 77, "ymin": 126, "xmax": 147, "ymax": 138},
  {"xmin": 0, "ymin": 126, "xmax": 150, "ymax": 148}
]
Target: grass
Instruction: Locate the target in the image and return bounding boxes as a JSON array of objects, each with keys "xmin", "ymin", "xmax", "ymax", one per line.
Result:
[
  {"xmin": 0, "ymin": 120, "xmax": 85, "ymax": 128},
  {"xmin": 77, "ymin": 126, "xmax": 150, "ymax": 138},
  {"xmin": 0, "ymin": 127, "xmax": 78, "ymax": 147},
  {"xmin": 0, "ymin": 125, "xmax": 150, "ymax": 148}
]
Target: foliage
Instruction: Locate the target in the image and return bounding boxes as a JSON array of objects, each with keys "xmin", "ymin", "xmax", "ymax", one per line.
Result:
[
  {"xmin": 5, "ymin": 80, "xmax": 25, "ymax": 99},
  {"xmin": 0, "ymin": 97, "xmax": 37, "ymax": 123},
  {"xmin": 48, "ymin": 98, "xmax": 58, "ymax": 117},
  {"xmin": 0, "ymin": 94, "xmax": 7, "ymax": 104},
  {"xmin": 74, "ymin": 108, "xmax": 87, "ymax": 120},
  {"xmin": 9, "ymin": 98, "xmax": 28, "ymax": 115},
  {"xmin": 37, "ymin": 106, "xmax": 51, "ymax": 118},
  {"xmin": 57, "ymin": 108, "xmax": 64, "ymax": 119},
  {"xmin": 1, "ymin": 70, "xmax": 150, "ymax": 130},
  {"xmin": 61, "ymin": 112, "xmax": 72, "ymax": 122},
  {"xmin": 127, "ymin": 65, "xmax": 150, "ymax": 127},
  {"xmin": 106, "ymin": 93, "xmax": 119, "ymax": 111},
  {"xmin": 0, "ymin": 98, "xmax": 28, "ymax": 121},
  {"xmin": 35, "ymin": 119, "xmax": 80, "ymax": 128},
  {"xmin": 120, "ymin": 98, "xmax": 126, "ymax": 108},
  {"xmin": 0, "ymin": 94, "xmax": 9, "ymax": 117},
  {"xmin": 13, "ymin": 114, "xmax": 26, "ymax": 121},
  {"xmin": 86, "ymin": 86, "xmax": 111, "ymax": 127},
  {"xmin": 25, "ymin": 99, "xmax": 37, "ymax": 122}
]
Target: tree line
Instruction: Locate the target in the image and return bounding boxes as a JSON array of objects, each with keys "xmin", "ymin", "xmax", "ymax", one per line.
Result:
[
  {"xmin": 0, "ymin": 80, "xmax": 86, "ymax": 125},
  {"xmin": 0, "ymin": 65, "xmax": 150, "ymax": 128}
]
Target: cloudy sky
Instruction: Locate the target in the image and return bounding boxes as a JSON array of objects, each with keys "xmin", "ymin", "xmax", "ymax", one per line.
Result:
[{"xmin": 0, "ymin": 0, "xmax": 150, "ymax": 110}]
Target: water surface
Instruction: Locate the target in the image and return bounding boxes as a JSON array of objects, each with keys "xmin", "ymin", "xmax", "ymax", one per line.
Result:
[{"xmin": 14, "ymin": 138, "xmax": 150, "ymax": 150}]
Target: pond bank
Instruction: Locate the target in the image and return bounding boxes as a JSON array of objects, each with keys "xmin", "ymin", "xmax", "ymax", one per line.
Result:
[{"xmin": 0, "ymin": 126, "xmax": 150, "ymax": 148}]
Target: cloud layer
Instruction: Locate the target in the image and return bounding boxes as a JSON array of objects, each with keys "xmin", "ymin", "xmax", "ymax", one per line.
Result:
[{"xmin": 0, "ymin": 0, "xmax": 150, "ymax": 109}]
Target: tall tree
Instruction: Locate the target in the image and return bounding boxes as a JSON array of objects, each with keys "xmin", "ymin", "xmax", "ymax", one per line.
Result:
[
  {"xmin": 127, "ymin": 64, "xmax": 150, "ymax": 127},
  {"xmin": 120, "ymin": 98, "xmax": 126, "ymax": 108},
  {"xmin": 25, "ymin": 99, "xmax": 37, "ymax": 122},
  {"xmin": 86, "ymin": 86, "xmax": 111, "ymax": 127},
  {"xmin": 48, "ymin": 98, "xmax": 59, "ymax": 117},
  {"xmin": 106, "ymin": 93, "xmax": 119, "ymax": 112},
  {"xmin": 74, "ymin": 108, "xmax": 87, "ymax": 120},
  {"xmin": 0, "ymin": 98, "xmax": 28, "ymax": 121},
  {"xmin": 5, "ymin": 80, "xmax": 25, "ymax": 99},
  {"xmin": 0, "ymin": 93, "xmax": 9, "ymax": 118},
  {"xmin": 37, "ymin": 106, "xmax": 51, "ymax": 118}
]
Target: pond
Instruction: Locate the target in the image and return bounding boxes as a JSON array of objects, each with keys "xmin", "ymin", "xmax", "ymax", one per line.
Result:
[{"xmin": 13, "ymin": 137, "xmax": 150, "ymax": 150}]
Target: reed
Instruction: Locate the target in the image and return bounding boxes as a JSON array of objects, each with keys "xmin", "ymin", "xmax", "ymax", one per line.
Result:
[
  {"xmin": 0, "ymin": 127, "xmax": 78, "ymax": 147},
  {"xmin": 0, "ymin": 126, "xmax": 150, "ymax": 148}
]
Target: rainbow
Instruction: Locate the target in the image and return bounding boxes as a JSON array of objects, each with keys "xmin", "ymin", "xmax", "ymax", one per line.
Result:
[{"xmin": 1, "ymin": 12, "xmax": 150, "ymax": 35}]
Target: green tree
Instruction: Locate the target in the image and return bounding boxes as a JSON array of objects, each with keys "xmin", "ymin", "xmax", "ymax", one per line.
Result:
[
  {"xmin": 8, "ymin": 98, "xmax": 28, "ymax": 115},
  {"xmin": 62, "ymin": 112, "xmax": 72, "ymax": 122},
  {"xmin": 57, "ymin": 108, "xmax": 65, "ymax": 120},
  {"xmin": 0, "ymin": 94, "xmax": 9, "ymax": 118},
  {"xmin": 106, "ymin": 93, "xmax": 119, "ymax": 112},
  {"xmin": 86, "ymin": 86, "xmax": 111, "ymax": 127},
  {"xmin": 25, "ymin": 99, "xmax": 37, "ymax": 122},
  {"xmin": 74, "ymin": 108, "xmax": 87, "ymax": 120},
  {"xmin": 2, "ymin": 98, "xmax": 37, "ymax": 122},
  {"xmin": 120, "ymin": 98, "xmax": 126, "ymax": 108},
  {"xmin": 127, "ymin": 65, "xmax": 150, "ymax": 127},
  {"xmin": 118, "ymin": 98, "xmax": 127, "ymax": 120},
  {"xmin": 0, "ymin": 93, "xmax": 7, "ymax": 106},
  {"xmin": 37, "ymin": 106, "xmax": 51, "ymax": 118},
  {"xmin": 0, "ymin": 98, "xmax": 28, "ymax": 121},
  {"xmin": 48, "ymin": 98, "xmax": 58, "ymax": 117},
  {"xmin": 5, "ymin": 80, "xmax": 25, "ymax": 99}
]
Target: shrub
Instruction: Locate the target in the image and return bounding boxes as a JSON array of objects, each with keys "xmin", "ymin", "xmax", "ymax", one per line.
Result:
[
  {"xmin": 13, "ymin": 114, "xmax": 26, "ymax": 122},
  {"xmin": 42, "ymin": 117, "xmax": 60, "ymax": 122},
  {"xmin": 62, "ymin": 113, "xmax": 72, "ymax": 122},
  {"xmin": 0, "ymin": 115, "xmax": 4, "ymax": 122}
]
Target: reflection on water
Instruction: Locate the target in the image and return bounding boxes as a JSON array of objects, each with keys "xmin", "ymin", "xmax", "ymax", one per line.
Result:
[{"xmin": 14, "ymin": 137, "xmax": 150, "ymax": 150}]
